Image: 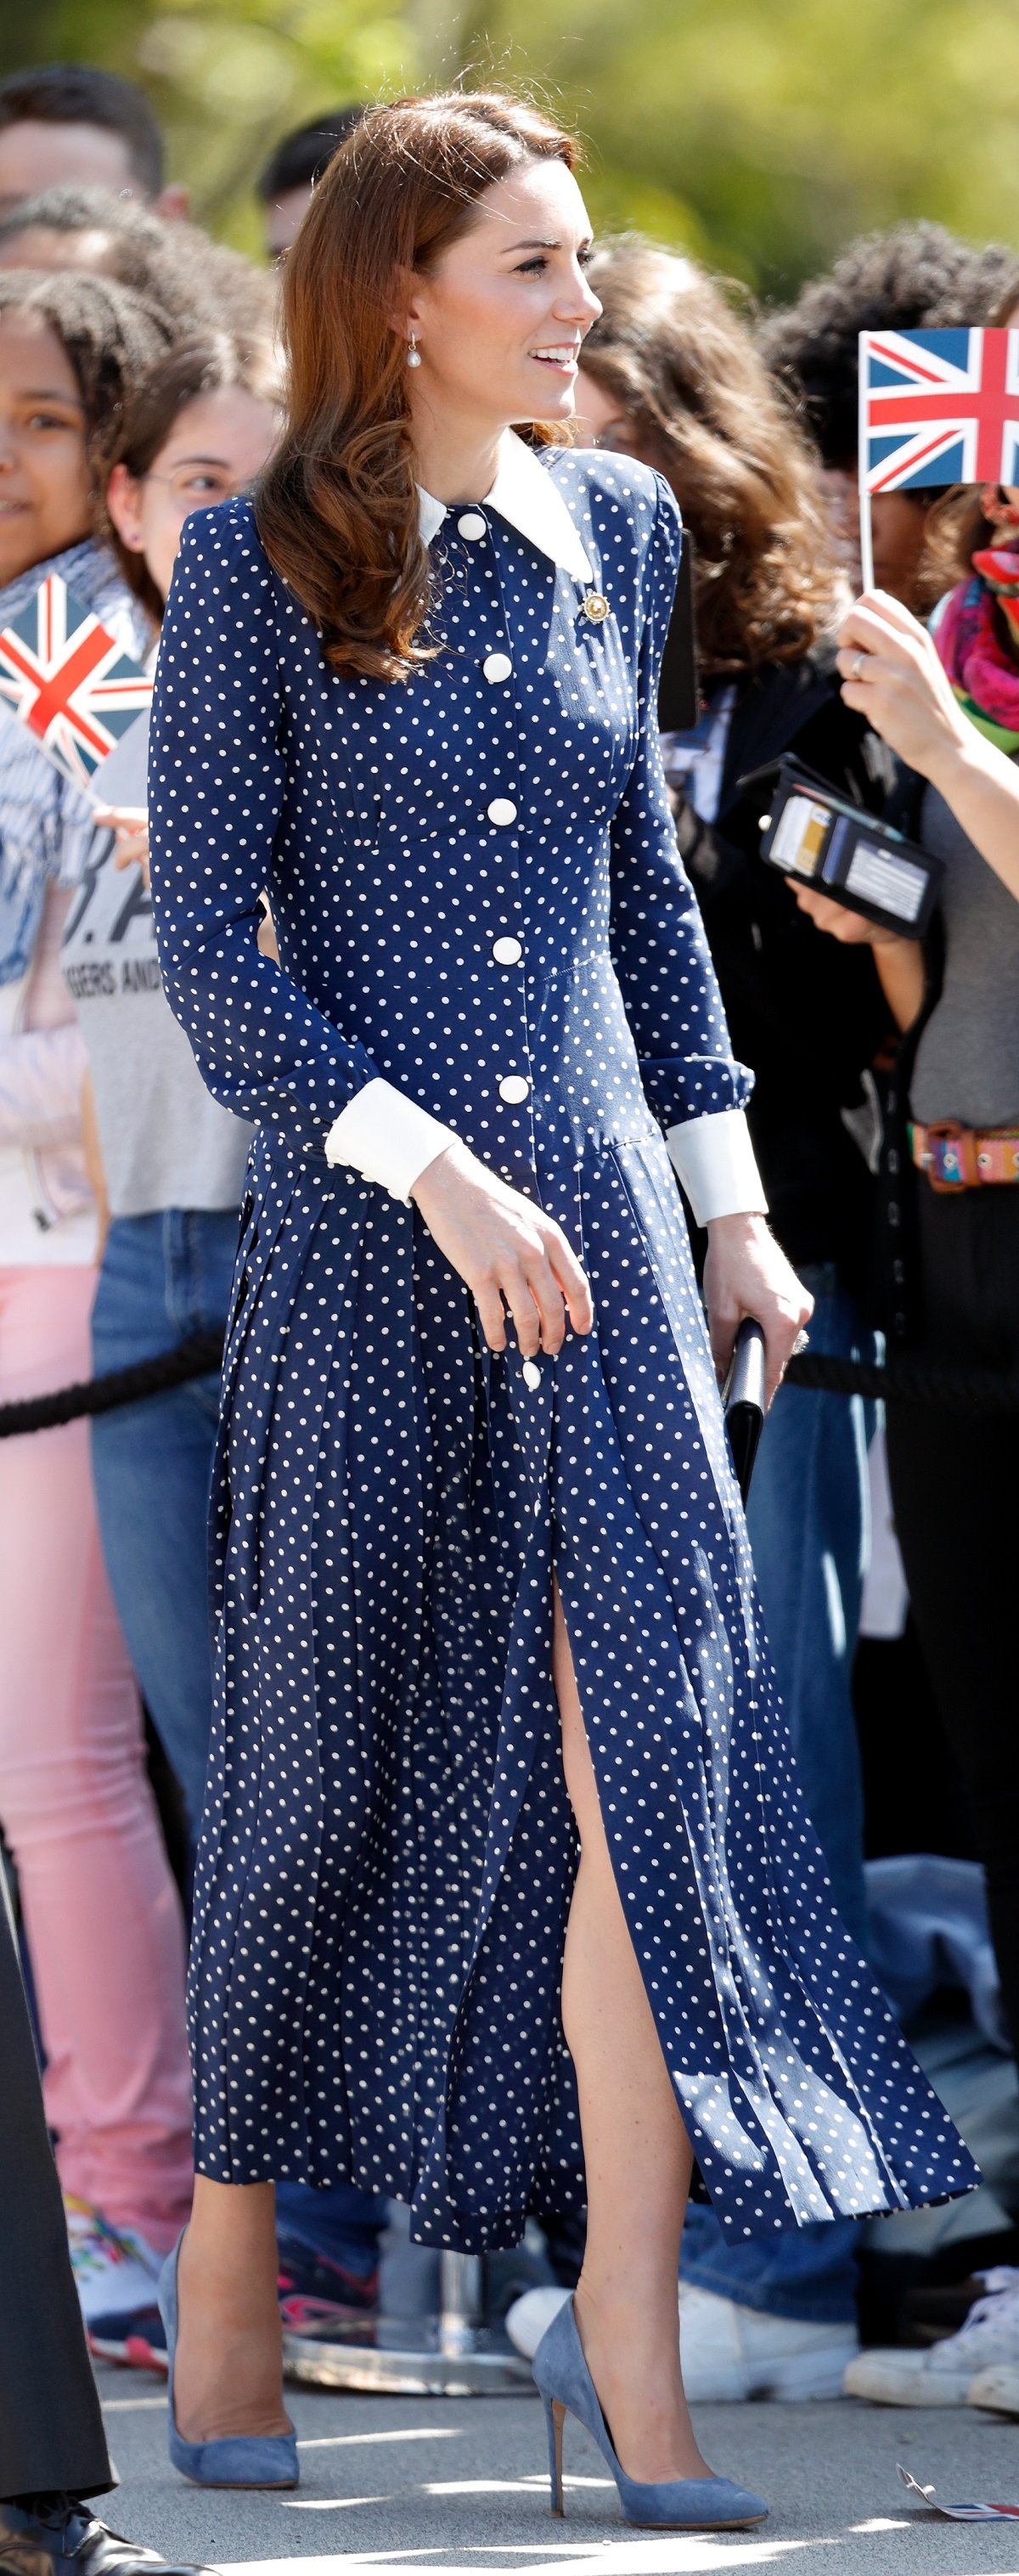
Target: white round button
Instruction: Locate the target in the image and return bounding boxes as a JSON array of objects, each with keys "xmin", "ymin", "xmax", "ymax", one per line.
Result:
[
  {"xmin": 498, "ymin": 1074, "xmax": 530, "ymax": 1105},
  {"xmin": 522, "ymin": 1359, "xmax": 542, "ymax": 1391},
  {"xmin": 482, "ymin": 651, "xmax": 512, "ymax": 684},
  {"xmin": 487, "ymin": 798, "xmax": 517, "ymax": 827},
  {"xmin": 457, "ymin": 511, "xmax": 487, "ymax": 540},
  {"xmin": 493, "ymin": 935, "xmax": 522, "ymax": 966}
]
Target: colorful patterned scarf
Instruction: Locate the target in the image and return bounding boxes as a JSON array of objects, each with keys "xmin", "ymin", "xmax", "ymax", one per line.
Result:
[{"xmin": 933, "ymin": 543, "xmax": 1019, "ymax": 753}]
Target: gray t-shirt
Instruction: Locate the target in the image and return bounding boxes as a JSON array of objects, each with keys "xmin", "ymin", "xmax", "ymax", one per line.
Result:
[
  {"xmin": 911, "ymin": 781, "xmax": 1019, "ymax": 1129},
  {"xmin": 60, "ymin": 712, "xmax": 251, "ymax": 1217}
]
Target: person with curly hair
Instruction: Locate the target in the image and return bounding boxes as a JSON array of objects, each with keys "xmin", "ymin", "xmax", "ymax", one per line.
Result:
[
  {"xmin": 562, "ymin": 239, "xmax": 900, "ymax": 2401},
  {"xmin": 789, "ymin": 497, "xmax": 1019, "ymax": 2405},
  {"xmin": 0, "ymin": 267, "xmax": 194, "ymax": 2367},
  {"xmin": 757, "ymin": 223, "xmax": 1019, "ymax": 602},
  {"xmin": 0, "ymin": 183, "xmax": 275, "ymax": 347}
]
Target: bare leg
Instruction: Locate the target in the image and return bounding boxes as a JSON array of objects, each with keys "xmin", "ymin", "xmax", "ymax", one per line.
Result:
[
  {"xmin": 172, "ymin": 2178, "xmax": 290, "ymax": 2441},
  {"xmin": 172, "ymin": 1592, "xmax": 706, "ymax": 2460},
  {"xmin": 554, "ymin": 1577, "xmax": 710, "ymax": 2483}
]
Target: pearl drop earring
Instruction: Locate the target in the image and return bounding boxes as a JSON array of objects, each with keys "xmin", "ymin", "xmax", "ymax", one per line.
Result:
[{"xmin": 407, "ymin": 333, "xmax": 422, "ymax": 369}]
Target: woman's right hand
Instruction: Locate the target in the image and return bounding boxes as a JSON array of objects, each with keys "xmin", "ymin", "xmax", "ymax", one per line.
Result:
[
  {"xmin": 410, "ymin": 1141, "xmax": 594, "ymax": 1356},
  {"xmin": 93, "ymin": 804, "xmax": 150, "ymax": 884},
  {"xmin": 836, "ymin": 589, "xmax": 971, "ymax": 783}
]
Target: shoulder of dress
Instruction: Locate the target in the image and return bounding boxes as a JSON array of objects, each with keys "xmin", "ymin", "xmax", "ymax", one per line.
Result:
[
  {"xmin": 176, "ymin": 493, "xmax": 281, "ymax": 597},
  {"xmin": 543, "ymin": 442, "xmax": 680, "ymax": 561}
]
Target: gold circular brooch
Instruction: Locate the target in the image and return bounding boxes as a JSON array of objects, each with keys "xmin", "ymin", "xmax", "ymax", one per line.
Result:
[{"xmin": 583, "ymin": 592, "xmax": 611, "ymax": 623}]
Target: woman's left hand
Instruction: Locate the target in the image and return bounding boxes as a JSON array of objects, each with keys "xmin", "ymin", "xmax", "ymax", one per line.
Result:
[
  {"xmin": 786, "ymin": 880, "xmax": 909, "ymax": 945},
  {"xmin": 702, "ymin": 1211, "xmax": 813, "ymax": 1410},
  {"xmin": 836, "ymin": 589, "xmax": 970, "ymax": 783}
]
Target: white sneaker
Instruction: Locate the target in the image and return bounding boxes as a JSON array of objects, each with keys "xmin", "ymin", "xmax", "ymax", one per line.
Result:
[
  {"xmin": 505, "ymin": 2285, "xmax": 571, "ymax": 2359},
  {"xmin": 969, "ymin": 2362, "xmax": 1019, "ymax": 2415},
  {"xmin": 677, "ymin": 2281, "xmax": 859, "ymax": 2400},
  {"xmin": 845, "ymin": 2266, "xmax": 1019, "ymax": 2407},
  {"xmin": 65, "ymin": 2196, "xmax": 163, "ymax": 2328}
]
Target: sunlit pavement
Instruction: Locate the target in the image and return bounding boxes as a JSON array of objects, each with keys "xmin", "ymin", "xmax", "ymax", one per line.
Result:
[{"xmin": 95, "ymin": 2364, "xmax": 1019, "ymax": 2575}]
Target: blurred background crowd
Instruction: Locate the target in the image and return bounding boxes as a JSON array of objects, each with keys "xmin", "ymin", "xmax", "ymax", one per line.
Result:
[{"xmin": 2, "ymin": 0, "xmax": 1019, "ymax": 2436}]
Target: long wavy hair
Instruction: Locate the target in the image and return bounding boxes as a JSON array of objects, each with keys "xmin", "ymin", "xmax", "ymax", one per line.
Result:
[
  {"xmin": 255, "ymin": 90, "xmax": 577, "ymax": 684},
  {"xmin": 580, "ymin": 239, "xmax": 842, "ymax": 678}
]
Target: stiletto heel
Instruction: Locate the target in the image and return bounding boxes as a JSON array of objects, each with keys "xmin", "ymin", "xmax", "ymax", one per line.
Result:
[
  {"xmin": 158, "ymin": 2232, "xmax": 299, "ymax": 2490},
  {"xmin": 532, "ymin": 2296, "xmax": 768, "ymax": 2532},
  {"xmin": 543, "ymin": 2395, "xmax": 566, "ymax": 2515}
]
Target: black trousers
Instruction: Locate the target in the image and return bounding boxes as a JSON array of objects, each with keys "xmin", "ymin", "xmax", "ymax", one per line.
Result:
[
  {"xmin": 0, "ymin": 1877, "xmax": 111, "ymax": 2500},
  {"xmin": 886, "ymin": 1181, "xmax": 1019, "ymax": 2060}
]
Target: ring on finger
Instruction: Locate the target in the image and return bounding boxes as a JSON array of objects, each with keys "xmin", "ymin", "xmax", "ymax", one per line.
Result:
[
  {"xmin": 850, "ymin": 651, "xmax": 867, "ymax": 683},
  {"xmin": 791, "ymin": 1327, "xmax": 810, "ymax": 1356}
]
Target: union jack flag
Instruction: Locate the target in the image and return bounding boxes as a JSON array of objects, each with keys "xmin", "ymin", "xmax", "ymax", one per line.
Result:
[
  {"xmin": 860, "ymin": 326, "xmax": 1019, "ymax": 493},
  {"xmin": 0, "ymin": 574, "xmax": 152, "ymax": 792}
]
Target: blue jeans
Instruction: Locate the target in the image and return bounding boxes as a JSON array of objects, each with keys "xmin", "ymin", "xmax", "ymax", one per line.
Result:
[
  {"xmin": 91, "ymin": 1208, "xmax": 386, "ymax": 2272},
  {"xmin": 92, "ymin": 1210, "xmax": 236, "ymax": 1835},
  {"xmin": 682, "ymin": 1266, "xmax": 876, "ymax": 2324}
]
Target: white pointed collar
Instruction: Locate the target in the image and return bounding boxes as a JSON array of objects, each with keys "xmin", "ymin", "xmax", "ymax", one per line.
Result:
[{"xmin": 418, "ymin": 429, "xmax": 592, "ymax": 583}]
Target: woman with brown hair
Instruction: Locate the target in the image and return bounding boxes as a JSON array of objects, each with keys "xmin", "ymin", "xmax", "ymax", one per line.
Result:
[
  {"xmin": 789, "ymin": 495, "xmax": 1019, "ymax": 2406},
  {"xmin": 571, "ymin": 240, "xmax": 898, "ymax": 2398},
  {"xmin": 148, "ymin": 93, "xmax": 974, "ymax": 2517}
]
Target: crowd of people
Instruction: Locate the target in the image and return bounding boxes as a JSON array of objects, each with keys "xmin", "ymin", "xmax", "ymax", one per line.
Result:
[{"xmin": 0, "ymin": 57, "xmax": 1017, "ymax": 2551}]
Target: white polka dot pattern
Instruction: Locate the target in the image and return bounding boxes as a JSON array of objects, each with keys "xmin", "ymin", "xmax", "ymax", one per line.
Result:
[{"xmin": 147, "ymin": 450, "xmax": 979, "ymax": 2250}]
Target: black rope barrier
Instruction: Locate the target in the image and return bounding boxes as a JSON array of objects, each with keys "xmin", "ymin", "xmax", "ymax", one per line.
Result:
[
  {"xmin": 0, "ymin": 1333, "xmax": 1016, "ymax": 1440},
  {"xmin": 787, "ymin": 1348, "xmax": 1019, "ymax": 1411},
  {"xmin": 0, "ymin": 1332, "xmax": 223, "ymax": 1438}
]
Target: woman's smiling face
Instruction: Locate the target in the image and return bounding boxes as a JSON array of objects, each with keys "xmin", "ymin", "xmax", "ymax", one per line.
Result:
[
  {"xmin": 404, "ymin": 155, "xmax": 602, "ymax": 440},
  {"xmin": 0, "ymin": 311, "xmax": 92, "ymax": 586}
]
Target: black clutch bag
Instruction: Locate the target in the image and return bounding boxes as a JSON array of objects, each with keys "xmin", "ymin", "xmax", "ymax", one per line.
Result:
[
  {"xmin": 723, "ymin": 1318, "xmax": 767, "ymax": 1502},
  {"xmin": 657, "ymin": 532, "xmax": 699, "ymax": 734},
  {"xmin": 741, "ymin": 753, "xmax": 943, "ymax": 938}
]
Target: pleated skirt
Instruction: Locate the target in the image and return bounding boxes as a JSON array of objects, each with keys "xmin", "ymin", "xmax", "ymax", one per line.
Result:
[{"xmin": 188, "ymin": 1121, "xmax": 979, "ymax": 2246}]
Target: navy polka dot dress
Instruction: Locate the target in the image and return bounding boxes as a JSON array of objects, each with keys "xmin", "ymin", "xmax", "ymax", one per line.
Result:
[{"xmin": 148, "ymin": 445, "xmax": 977, "ymax": 2250}]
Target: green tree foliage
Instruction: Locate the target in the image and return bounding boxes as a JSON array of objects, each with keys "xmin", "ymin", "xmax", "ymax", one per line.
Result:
[
  {"xmin": 7, "ymin": 0, "xmax": 1019, "ymax": 290},
  {"xmin": 415, "ymin": 0, "xmax": 1019, "ymax": 292}
]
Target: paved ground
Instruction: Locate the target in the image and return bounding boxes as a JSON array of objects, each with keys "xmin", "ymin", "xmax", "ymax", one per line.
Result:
[{"xmin": 94, "ymin": 2363, "xmax": 1019, "ymax": 2576}]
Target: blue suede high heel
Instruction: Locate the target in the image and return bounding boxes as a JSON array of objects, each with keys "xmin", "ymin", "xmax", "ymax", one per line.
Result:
[
  {"xmin": 158, "ymin": 2234, "xmax": 299, "ymax": 2490},
  {"xmin": 532, "ymin": 2295, "xmax": 768, "ymax": 2530}
]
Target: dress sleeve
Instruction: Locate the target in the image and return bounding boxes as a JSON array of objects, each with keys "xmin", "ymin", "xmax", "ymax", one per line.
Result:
[
  {"xmin": 609, "ymin": 481, "xmax": 765, "ymax": 1223},
  {"xmin": 148, "ymin": 504, "xmax": 453, "ymax": 1195}
]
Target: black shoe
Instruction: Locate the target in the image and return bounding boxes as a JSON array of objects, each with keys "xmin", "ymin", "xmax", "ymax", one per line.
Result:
[{"xmin": 0, "ymin": 2496, "xmax": 211, "ymax": 2576}]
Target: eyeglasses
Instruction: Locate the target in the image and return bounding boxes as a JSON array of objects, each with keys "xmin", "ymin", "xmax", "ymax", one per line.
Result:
[{"xmin": 141, "ymin": 466, "xmax": 255, "ymax": 503}]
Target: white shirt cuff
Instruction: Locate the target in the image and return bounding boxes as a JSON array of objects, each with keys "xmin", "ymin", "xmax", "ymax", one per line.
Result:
[
  {"xmin": 325, "ymin": 1077, "xmax": 456, "ymax": 1202},
  {"xmin": 666, "ymin": 1108, "xmax": 767, "ymax": 1226}
]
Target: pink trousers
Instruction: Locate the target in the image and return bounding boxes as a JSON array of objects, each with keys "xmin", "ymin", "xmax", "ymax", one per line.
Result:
[{"xmin": 0, "ymin": 1265, "xmax": 193, "ymax": 2247}]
